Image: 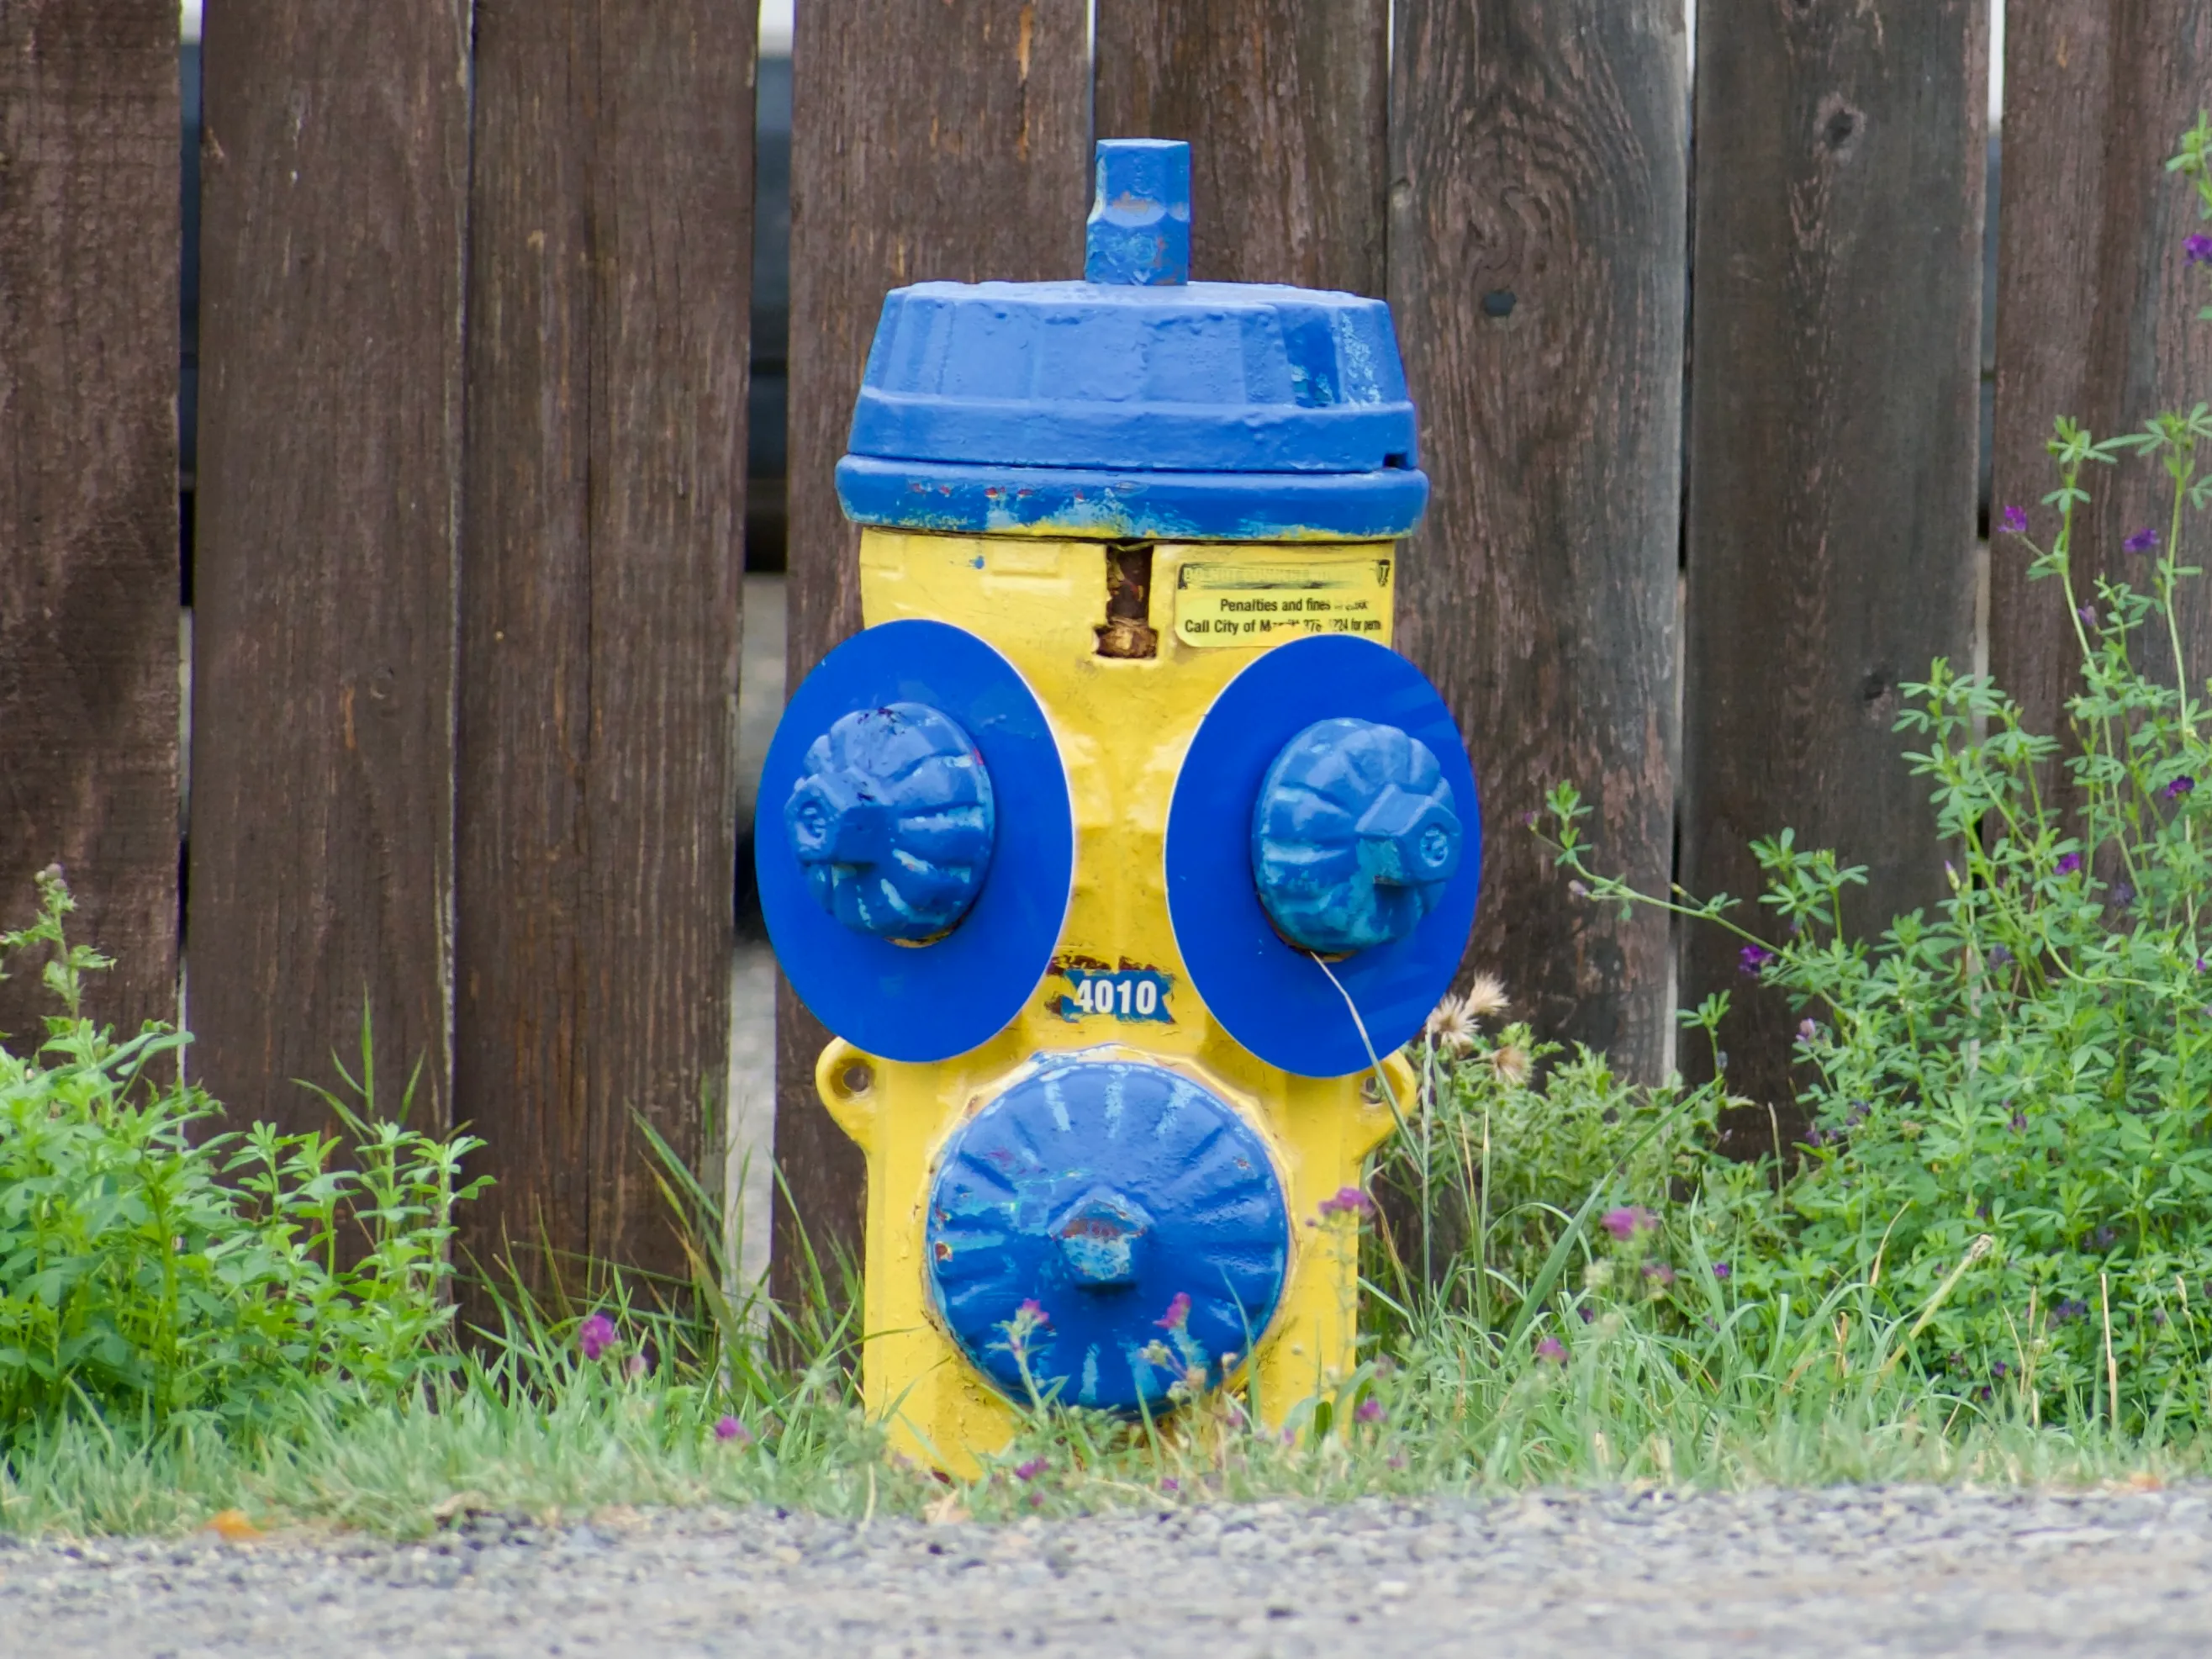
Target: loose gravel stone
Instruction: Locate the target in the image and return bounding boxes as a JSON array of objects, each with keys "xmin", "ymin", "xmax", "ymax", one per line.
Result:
[{"xmin": 8, "ymin": 1485, "xmax": 2212, "ymax": 1656}]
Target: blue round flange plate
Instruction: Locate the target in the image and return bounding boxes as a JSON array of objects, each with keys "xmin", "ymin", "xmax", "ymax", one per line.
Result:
[
  {"xmin": 757, "ymin": 620, "xmax": 1074, "ymax": 1064},
  {"xmin": 927, "ymin": 1054, "xmax": 1290, "ymax": 1414},
  {"xmin": 1166, "ymin": 636, "xmax": 1481, "ymax": 1078}
]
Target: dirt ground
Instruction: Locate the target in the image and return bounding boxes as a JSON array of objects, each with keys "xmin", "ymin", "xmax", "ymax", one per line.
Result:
[{"xmin": 8, "ymin": 1483, "xmax": 2212, "ymax": 1657}]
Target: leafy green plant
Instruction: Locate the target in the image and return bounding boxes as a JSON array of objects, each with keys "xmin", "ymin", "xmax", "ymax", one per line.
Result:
[
  {"xmin": 1520, "ymin": 116, "xmax": 2212, "ymax": 1433},
  {"xmin": 0, "ymin": 868, "xmax": 485, "ymax": 1437}
]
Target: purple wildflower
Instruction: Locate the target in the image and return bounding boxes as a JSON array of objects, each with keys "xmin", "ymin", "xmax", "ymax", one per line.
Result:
[
  {"xmin": 1317, "ymin": 1185, "xmax": 1377, "ymax": 1219},
  {"xmin": 578, "ymin": 1312, "xmax": 617, "ymax": 1361},
  {"xmin": 625, "ymin": 1352, "xmax": 651, "ymax": 1380},
  {"xmin": 1014, "ymin": 1457, "xmax": 1048, "ymax": 1482},
  {"xmin": 1991, "ymin": 1360, "xmax": 2009, "ymax": 1379},
  {"xmin": 2056, "ymin": 852, "xmax": 2083, "ymax": 876},
  {"xmin": 2009, "ymin": 1111, "xmax": 2027, "ymax": 1132},
  {"xmin": 1988, "ymin": 944, "xmax": 2013, "ymax": 968},
  {"xmin": 2113, "ymin": 881, "xmax": 2137, "ymax": 907},
  {"xmin": 1713, "ymin": 1263, "xmax": 1732, "ymax": 1281},
  {"xmin": 1159, "ymin": 1477, "xmax": 1180, "ymax": 1494},
  {"xmin": 2052, "ymin": 1298, "xmax": 2089, "ymax": 1325},
  {"xmin": 1578, "ymin": 1305, "xmax": 1595, "ymax": 1324},
  {"xmin": 2167, "ymin": 775, "xmax": 2198, "ymax": 800},
  {"xmin": 2198, "ymin": 959, "xmax": 2209, "ymax": 974},
  {"xmin": 1642, "ymin": 1262, "xmax": 1676, "ymax": 1287},
  {"xmin": 714, "ymin": 1415, "xmax": 752, "ymax": 1445},
  {"xmin": 1534, "ymin": 1335, "xmax": 1567, "ymax": 1364},
  {"xmin": 1796, "ymin": 1018, "xmax": 1819, "ymax": 1044},
  {"xmin": 1739, "ymin": 943, "xmax": 1776, "ymax": 975},
  {"xmin": 2079, "ymin": 605, "xmax": 2098, "ymax": 626},
  {"xmin": 1017, "ymin": 1297, "xmax": 1050, "ymax": 1326},
  {"xmin": 1354, "ymin": 1397, "xmax": 1386, "ymax": 1424},
  {"xmin": 2188, "ymin": 233, "xmax": 2212, "ymax": 265},
  {"xmin": 1845, "ymin": 1101, "xmax": 1870, "ymax": 1127},
  {"xmin": 1601, "ymin": 1206, "xmax": 1656, "ymax": 1242},
  {"xmin": 1999, "ymin": 504, "xmax": 2029, "ymax": 536},
  {"xmin": 2124, "ymin": 526, "xmax": 2162, "ymax": 554},
  {"xmin": 1155, "ymin": 1292, "xmax": 1192, "ymax": 1330}
]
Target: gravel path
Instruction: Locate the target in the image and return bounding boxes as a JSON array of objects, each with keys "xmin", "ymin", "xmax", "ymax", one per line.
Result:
[{"xmin": 8, "ymin": 1484, "xmax": 2212, "ymax": 1656}]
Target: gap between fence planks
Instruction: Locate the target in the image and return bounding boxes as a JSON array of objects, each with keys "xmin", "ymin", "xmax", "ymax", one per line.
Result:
[
  {"xmin": 455, "ymin": 1, "xmax": 752, "ymax": 1302},
  {"xmin": 190, "ymin": 1, "xmax": 467, "ymax": 1135},
  {"xmin": 0, "ymin": 1, "xmax": 179, "ymax": 1046},
  {"xmin": 1391, "ymin": 0, "xmax": 1687, "ymax": 1085},
  {"xmin": 775, "ymin": 0, "xmax": 1090, "ymax": 1322},
  {"xmin": 1990, "ymin": 3, "xmax": 2212, "ymax": 779},
  {"xmin": 1681, "ymin": 0, "xmax": 1988, "ymax": 1153}
]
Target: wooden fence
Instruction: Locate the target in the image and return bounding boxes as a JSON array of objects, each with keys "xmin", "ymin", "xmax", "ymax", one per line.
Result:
[{"xmin": 1, "ymin": 2, "xmax": 2207, "ymax": 1302}]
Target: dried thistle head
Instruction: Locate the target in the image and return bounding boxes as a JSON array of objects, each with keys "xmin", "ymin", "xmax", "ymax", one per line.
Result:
[
  {"xmin": 1488, "ymin": 1041, "xmax": 1533, "ymax": 1088},
  {"xmin": 1462, "ymin": 973, "xmax": 1510, "ymax": 1022},
  {"xmin": 1423, "ymin": 993, "xmax": 1477, "ymax": 1052}
]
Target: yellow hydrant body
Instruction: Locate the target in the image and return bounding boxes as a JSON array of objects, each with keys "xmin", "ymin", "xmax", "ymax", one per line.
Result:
[
  {"xmin": 757, "ymin": 140, "xmax": 1476, "ymax": 1476},
  {"xmin": 816, "ymin": 531, "xmax": 1414, "ymax": 1473}
]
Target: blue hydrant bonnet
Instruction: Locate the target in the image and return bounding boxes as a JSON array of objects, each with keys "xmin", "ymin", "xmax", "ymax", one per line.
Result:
[{"xmin": 835, "ymin": 139, "xmax": 1429, "ymax": 542}]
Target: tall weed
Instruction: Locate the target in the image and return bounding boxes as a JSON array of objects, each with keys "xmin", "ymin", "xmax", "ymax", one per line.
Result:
[{"xmin": 0, "ymin": 869, "xmax": 484, "ymax": 1437}]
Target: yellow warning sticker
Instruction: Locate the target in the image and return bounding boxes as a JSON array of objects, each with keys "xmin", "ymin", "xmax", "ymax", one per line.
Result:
[{"xmin": 1173, "ymin": 557, "xmax": 1395, "ymax": 648}]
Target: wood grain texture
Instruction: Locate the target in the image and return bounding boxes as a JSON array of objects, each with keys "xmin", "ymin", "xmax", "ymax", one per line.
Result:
[
  {"xmin": 0, "ymin": 2, "xmax": 178, "ymax": 1044},
  {"xmin": 190, "ymin": 3, "xmax": 467, "ymax": 1128},
  {"xmin": 1388, "ymin": 0, "xmax": 1687, "ymax": 1081},
  {"xmin": 457, "ymin": 0, "xmax": 752, "ymax": 1296},
  {"xmin": 775, "ymin": 0, "xmax": 1089, "ymax": 1313},
  {"xmin": 1990, "ymin": 3, "xmax": 2212, "ymax": 763},
  {"xmin": 1682, "ymin": 0, "xmax": 1987, "ymax": 1153},
  {"xmin": 1094, "ymin": 0, "xmax": 1386, "ymax": 293}
]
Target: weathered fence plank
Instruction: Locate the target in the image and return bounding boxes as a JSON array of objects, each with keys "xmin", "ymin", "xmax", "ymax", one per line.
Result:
[
  {"xmin": 457, "ymin": 2, "xmax": 752, "ymax": 1296},
  {"xmin": 1388, "ymin": 1, "xmax": 1687, "ymax": 1082},
  {"xmin": 776, "ymin": 0, "xmax": 1089, "ymax": 1313},
  {"xmin": 0, "ymin": 2, "xmax": 178, "ymax": 1044},
  {"xmin": 1681, "ymin": 0, "xmax": 1987, "ymax": 1153},
  {"xmin": 1990, "ymin": 4, "xmax": 2212, "ymax": 762},
  {"xmin": 1093, "ymin": 0, "xmax": 1386, "ymax": 293},
  {"xmin": 190, "ymin": 3, "xmax": 467, "ymax": 1128}
]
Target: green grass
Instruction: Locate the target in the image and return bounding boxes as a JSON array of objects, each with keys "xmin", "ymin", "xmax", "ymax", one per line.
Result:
[
  {"xmin": 0, "ymin": 1313, "xmax": 2196, "ymax": 1540},
  {"xmin": 3, "ymin": 1233, "xmax": 2204, "ymax": 1541}
]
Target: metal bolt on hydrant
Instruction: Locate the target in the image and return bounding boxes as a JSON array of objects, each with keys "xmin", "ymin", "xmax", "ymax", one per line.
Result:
[{"xmin": 758, "ymin": 139, "xmax": 1481, "ymax": 1474}]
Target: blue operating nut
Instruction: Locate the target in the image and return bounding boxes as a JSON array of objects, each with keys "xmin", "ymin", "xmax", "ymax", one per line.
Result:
[
  {"xmin": 1251, "ymin": 717, "xmax": 1462, "ymax": 954},
  {"xmin": 1053, "ymin": 1187, "xmax": 1153, "ymax": 1288},
  {"xmin": 1085, "ymin": 138, "xmax": 1191, "ymax": 286},
  {"xmin": 784, "ymin": 701, "xmax": 995, "ymax": 943}
]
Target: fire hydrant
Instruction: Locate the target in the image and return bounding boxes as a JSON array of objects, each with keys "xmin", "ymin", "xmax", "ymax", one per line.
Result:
[{"xmin": 758, "ymin": 139, "xmax": 1480, "ymax": 1474}]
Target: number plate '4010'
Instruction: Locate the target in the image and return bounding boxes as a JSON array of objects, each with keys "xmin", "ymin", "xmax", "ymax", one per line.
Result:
[{"xmin": 1057, "ymin": 967, "xmax": 1174, "ymax": 1023}]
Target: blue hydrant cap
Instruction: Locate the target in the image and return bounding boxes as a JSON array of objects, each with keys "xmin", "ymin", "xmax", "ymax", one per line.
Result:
[
  {"xmin": 784, "ymin": 701, "xmax": 995, "ymax": 943},
  {"xmin": 836, "ymin": 139, "xmax": 1428, "ymax": 542},
  {"xmin": 927, "ymin": 1056, "xmax": 1291, "ymax": 1414},
  {"xmin": 1251, "ymin": 716, "xmax": 1462, "ymax": 955}
]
